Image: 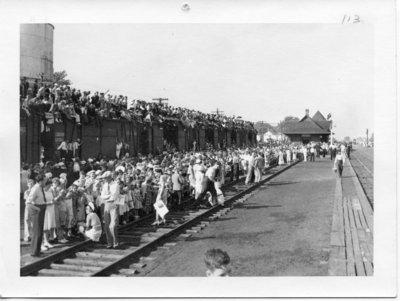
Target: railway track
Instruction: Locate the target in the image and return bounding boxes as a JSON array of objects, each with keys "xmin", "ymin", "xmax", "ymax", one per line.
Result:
[
  {"xmin": 349, "ymin": 147, "xmax": 374, "ymax": 208},
  {"xmin": 21, "ymin": 160, "xmax": 299, "ymax": 277}
]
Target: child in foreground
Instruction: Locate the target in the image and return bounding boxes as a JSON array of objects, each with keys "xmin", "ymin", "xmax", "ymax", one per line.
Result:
[{"xmin": 204, "ymin": 248, "xmax": 231, "ymax": 277}]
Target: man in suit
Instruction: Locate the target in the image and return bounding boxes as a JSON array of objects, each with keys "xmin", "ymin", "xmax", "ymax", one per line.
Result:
[{"xmin": 27, "ymin": 174, "xmax": 48, "ymax": 257}]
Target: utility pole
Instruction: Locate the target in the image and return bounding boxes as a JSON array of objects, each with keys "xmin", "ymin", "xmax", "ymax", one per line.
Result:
[
  {"xmin": 152, "ymin": 98, "xmax": 169, "ymax": 105},
  {"xmin": 366, "ymin": 128, "xmax": 369, "ymax": 146},
  {"xmin": 212, "ymin": 108, "xmax": 224, "ymax": 115}
]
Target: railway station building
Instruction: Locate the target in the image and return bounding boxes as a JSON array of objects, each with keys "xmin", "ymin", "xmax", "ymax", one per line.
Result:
[{"xmin": 282, "ymin": 109, "xmax": 331, "ymax": 144}]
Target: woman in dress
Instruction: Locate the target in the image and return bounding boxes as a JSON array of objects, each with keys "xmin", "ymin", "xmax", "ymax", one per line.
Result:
[
  {"xmin": 286, "ymin": 148, "xmax": 291, "ymax": 164},
  {"xmin": 43, "ymin": 179, "xmax": 56, "ymax": 249},
  {"xmin": 78, "ymin": 203, "xmax": 102, "ymax": 242},
  {"xmin": 152, "ymin": 175, "xmax": 169, "ymax": 226},
  {"xmin": 187, "ymin": 159, "xmax": 196, "ymax": 198},
  {"xmin": 292, "ymin": 147, "xmax": 297, "ymax": 162},
  {"xmin": 303, "ymin": 146, "xmax": 308, "ymax": 162},
  {"xmin": 278, "ymin": 148, "xmax": 285, "ymax": 166}
]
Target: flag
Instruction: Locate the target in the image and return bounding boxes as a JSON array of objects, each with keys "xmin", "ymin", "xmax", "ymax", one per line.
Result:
[{"xmin": 327, "ymin": 113, "xmax": 331, "ymax": 120}]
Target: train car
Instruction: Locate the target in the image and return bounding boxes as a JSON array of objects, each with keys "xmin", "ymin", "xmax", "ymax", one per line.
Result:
[{"xmin": 20, "ymin": 114, "xmax": 257, "ymax": 164}]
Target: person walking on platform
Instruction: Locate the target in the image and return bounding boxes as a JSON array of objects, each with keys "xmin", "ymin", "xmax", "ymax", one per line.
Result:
[
  {"xmin": 100, "ymin": 171, "xmax": 121, "ymax": 249},
  {"xmin": 347, "ymin": 143, "xmax": 351, "ymax": 159},
  {"xmin": 330, "ymin": 144, "xmax": 337, "ymax": 160},
  {"xmin": 27, "ymin": 174, "xmax": 48, "ymax": 257},
  {"xmin": 334, "ymin": 151, "xmax": 345, "ymax": 178},
  {"xmin": 310, "ymin": 144, "xmax": 316, "ymax": 162}
]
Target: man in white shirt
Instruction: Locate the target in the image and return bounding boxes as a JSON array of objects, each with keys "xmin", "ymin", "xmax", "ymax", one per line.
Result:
[
  {"xmin": 310, "ymin": 144, "xmax": 316, "ymax": 162},
  {"xmin": 100, "ymin": 171, "xmax": 121, "ymax": 249},
  {"xmin": 193, "ymin": 160, "xmax": 220, "ymax": 208}
]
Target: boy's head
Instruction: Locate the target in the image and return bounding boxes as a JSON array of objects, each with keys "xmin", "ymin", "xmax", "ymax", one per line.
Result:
[
  {"xmin": 27, "ymin": 179, "xmax": 35, "ymax": 189},
  {"xmin": 204, "ymin": 248, "xmax": 231, "ymax": 277}
]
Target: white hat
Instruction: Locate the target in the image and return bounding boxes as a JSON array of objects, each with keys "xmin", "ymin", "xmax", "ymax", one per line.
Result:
[
  {"xmin": 87, "ymin": 202, "xmax": 95, "ymax": 212},
  {"xmin": 115, "ymin": 166, "xmax": 125, "ymax": 173},
  {"xmin": 99, "ymin": 171, "xmax": 112, "ymax": 179}
]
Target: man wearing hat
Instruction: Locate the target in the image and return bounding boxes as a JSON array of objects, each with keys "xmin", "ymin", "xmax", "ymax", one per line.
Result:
[
  {"xmin": 26, "ymin": 174, "xmax": 48, "ymax": 257},
  {"xmin": 100, "ymin": 171, "xmax": 121, "ymax": 249}
]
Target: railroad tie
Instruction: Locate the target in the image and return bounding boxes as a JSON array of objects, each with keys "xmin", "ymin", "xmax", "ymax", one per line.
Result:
[
  {"xmin": 50, "ymin": 263, "xmax": 101, "ymax": 273},
  {"xmin": 75, "ymin": 251, "xmax": 121, "ymax": 261},
  {"xmin": 38, "ymin": 269, "xmax": 92, "ymax": 277},
  {"xmin": 62, "ymin": 258, "xmax": 110, "ymax": 267},
  {"xmin": 130, "ymin": 262, "xmax": 147, "ymax": 269},
  {"xmin": 118, "ymin": 268, "xmax": 138, "ymax": 276}
]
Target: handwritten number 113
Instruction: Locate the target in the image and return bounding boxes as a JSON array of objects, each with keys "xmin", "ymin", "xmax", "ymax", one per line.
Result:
[{"xmin": 342, "ymin": 14, "xmax": 360, "ymax": 24}]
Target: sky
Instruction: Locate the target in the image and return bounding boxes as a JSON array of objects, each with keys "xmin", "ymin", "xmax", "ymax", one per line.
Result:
[{"xmin": 53, "ymin": 23, "xmax": 373, "ymax": 140}]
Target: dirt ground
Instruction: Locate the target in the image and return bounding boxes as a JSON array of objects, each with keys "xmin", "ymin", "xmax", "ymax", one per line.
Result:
[{"xmin": 146, "ymin": 157, "xmax": 336, "ymax": 276}]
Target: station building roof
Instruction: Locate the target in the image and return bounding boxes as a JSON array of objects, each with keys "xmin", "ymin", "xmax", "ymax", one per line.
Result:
[{"xmin": 283, "ymin": 111, "xmax": 331, "ymax": 135}]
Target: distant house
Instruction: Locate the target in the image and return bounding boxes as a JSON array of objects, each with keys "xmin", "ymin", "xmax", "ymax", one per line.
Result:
[
  {"xmin": 263, "ymin": 129, "xmax": 283, "ymax": 141},
  {"xmin": 283, "ymin": 109, "xmax": 332, "ymax": 144}
]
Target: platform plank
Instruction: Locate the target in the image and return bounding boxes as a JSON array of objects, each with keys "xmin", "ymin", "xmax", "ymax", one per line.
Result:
[
  {"xmin": 342, "ymin": 197, "xmax": 356, "ymax": 276},
  {"xmin": 347, "ymin": 200, "xmax": 366, "ymax": 276},
  {"xmin": 328, "ymin": 246, "xmax": 346, "ymax": 276}
]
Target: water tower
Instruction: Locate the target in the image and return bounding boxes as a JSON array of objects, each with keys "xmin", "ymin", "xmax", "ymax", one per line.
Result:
[{"xmin": 20, "ymin": 23, "xmax": 54, "ymax": 83}]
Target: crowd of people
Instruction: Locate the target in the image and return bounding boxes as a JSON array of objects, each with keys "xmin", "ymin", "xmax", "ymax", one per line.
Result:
[
  {"xmin": 22, "ymin": 141, "xmax": 298, "ymax": 256},
  {"xmin": 21, "ymin": 131, "xmax": 355, "ymax": 255},
  {"xmin": 20, "ymin": 78, "xmax": 256, "ymax": 132}
]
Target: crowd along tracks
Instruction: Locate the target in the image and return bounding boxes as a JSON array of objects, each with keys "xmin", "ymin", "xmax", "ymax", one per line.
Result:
[{"xmin": 21, "ymin": 160, "xmax": 299, "ymax": 277}]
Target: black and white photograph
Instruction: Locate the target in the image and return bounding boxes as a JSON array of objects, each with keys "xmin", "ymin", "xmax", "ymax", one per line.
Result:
[{"xmin": 0, "ymin": 0, "xmax": 397, "ymax": 298}]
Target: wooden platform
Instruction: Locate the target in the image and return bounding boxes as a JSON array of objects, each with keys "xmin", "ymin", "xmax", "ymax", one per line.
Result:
[{"xmin": 328, "ymin": 159, "xmax": 373, "ymax": 276}]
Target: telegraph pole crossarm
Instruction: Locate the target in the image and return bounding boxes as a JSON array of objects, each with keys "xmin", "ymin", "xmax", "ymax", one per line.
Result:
[{"xmin": 152, "ymin": 98, "xmax": 169, "ymax": 105}]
